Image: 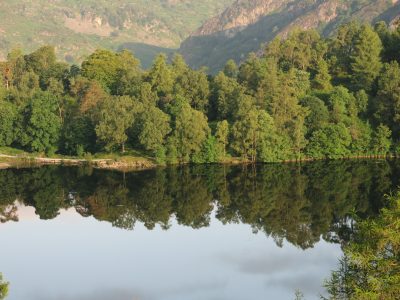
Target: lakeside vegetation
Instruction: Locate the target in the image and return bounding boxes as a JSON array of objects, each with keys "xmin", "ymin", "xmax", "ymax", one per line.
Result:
[
  {"xmin": 0, "ymin": 273, "xmax": 8, "ymax": 300},
  {"xmin": 324, "ymin": 192, "xmax": 400, "ymax": 300},
  {"xmin": 1, "ymin": 22, "xmax": 400, "ymax": 164}
]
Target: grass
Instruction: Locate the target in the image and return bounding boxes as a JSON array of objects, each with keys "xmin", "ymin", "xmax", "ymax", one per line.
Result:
[
  {"xmin": 0, "ymin": 146, "xmax": 155, "ymax": 163},
  {"xmin": 0, "ymin": 146, "xmax": 30, "ymax": 156}
]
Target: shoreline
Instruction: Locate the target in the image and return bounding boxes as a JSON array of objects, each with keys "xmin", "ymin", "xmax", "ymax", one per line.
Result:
[
  {"xmin": 0, "ymin": 154, "xmax": 156, "ymax": 171},
  {"xmin": 0, "ymin": 153, "xmax": 396, "ymax": 171}
]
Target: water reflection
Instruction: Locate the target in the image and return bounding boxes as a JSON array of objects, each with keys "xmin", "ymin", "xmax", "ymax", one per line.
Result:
[{"xmin": 0, "ymin": 160, "xmax": 397, "ymax": 249}]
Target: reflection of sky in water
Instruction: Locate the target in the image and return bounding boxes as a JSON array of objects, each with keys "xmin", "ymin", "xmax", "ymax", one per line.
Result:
[{"xmin": 0, "ymin": 205, "xmax": 342, "ymax": 300}]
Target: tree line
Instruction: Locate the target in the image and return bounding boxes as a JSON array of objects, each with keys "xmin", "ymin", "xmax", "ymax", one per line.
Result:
[{"xmin": 1, "ymin": 21, "xmax": 400, "ymax": 163}]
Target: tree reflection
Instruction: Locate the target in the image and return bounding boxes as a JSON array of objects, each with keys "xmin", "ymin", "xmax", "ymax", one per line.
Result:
[
  {"xmin": 324, "ymin": 192, "xmax": 400, "ymax": 299},
  {"xmin": 0, "ymin": 273, "xmax": 8, "ymax": 300},
  {"xmin": 0, "ymin": 160, "xmax": 398, "ymax": 248}
]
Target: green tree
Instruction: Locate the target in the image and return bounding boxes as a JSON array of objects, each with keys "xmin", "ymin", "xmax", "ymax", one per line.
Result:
[
  {"xmin": 0, "ymin": 273, "xmax": 8, "ymax": 300},
  {"xmin": 20, "ymin": 91, "xmax": 62, "ymax": 154},
  {"xmin": 300, "ymin": 96, "xmax": 330, "ymax": 136},
  {"xmin": 329, "ymin": 22, "xmax": 361, "ymax": 86},
  {"xmin": 24, "ymin": 45, "xmax": 57, "ymax": 75},
  {"xmin": 81, "ymin": 49, "xmax": 140, "ymax": 93},
  {"xmin": 95, "ymin": 96, "xmax": 135, "ymax": 152},
  {"xmin": 215, "ymin": 120, "xmax": 229, "ymax": 159},
  {"xmin": 223, "ymin": 59, "xmax": 238, "ymax": 78},
  {"xmin": 0, "ymin": 101, "xmax": 17, "ymax": 146},
  {"xmin": 231, "ymin": 103, "xmax": 280, "ymax": 162},
  {"xmin": 373, "ymin": 62, "xmax": 400, "ymax": 135},
  {"xmin": 173, "ymin": 66, "xmax": 210, "ymax": 113},
  {"xmin": 325, "ymin": 192, "xmax": 400, "ymax": 300},
  {"xmin": 81, "ymin": 49, "xmax": 120, "ymax": 90},
  {"xmin": 350, "ymin": 24, "xmax": 383, "ymax": 91},
  {"xmin": 306, "ymin": 124, "xmax": 352, "ymax": 159},
  {"xmin": 137, "ymin": 106, "xmax": 171, "ymax": 152},
  {"xmin": 146, "ymin": 54, "xmax": 174, "ymax": 103},
  {"xmin": 371, "ymin": 124, "xmax": 392, "ymax": 154},
  {"xmin": 312, "ymin": 59, "xmax": 332, "ymax": 91},
  {"xmin": 170, "ymin": 99, "xmax": 210, "ymax": 162},
  {"xmin": 209, "ymin": 71, "xmax": 243, "ymax": 120},
  {"xmin": 349, "ymin": 120, "xmax": 373, "ymax": 155},
  {"xmin": 192, "ymin": 135, "xmax": 219, "ymax": 163},
  {"xmin": 62, "ymin": 116, "xmax": 96, "ymax": 155}
]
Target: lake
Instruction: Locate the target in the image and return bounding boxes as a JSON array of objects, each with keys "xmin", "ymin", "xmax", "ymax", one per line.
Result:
[{"xmin": 0, "ymin": 160, "xmax": 398, "ymax": 300}]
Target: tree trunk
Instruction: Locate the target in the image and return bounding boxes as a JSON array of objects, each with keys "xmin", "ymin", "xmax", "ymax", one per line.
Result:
[{"xmin": 122, "ymin": 143, "xmax": 125, "ymax": 153}]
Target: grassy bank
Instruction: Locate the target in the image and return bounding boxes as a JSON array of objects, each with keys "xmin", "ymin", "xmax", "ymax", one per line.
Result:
[{"xmin": 0, "ymin": 147, "xmax": 156, "ymax": 170}]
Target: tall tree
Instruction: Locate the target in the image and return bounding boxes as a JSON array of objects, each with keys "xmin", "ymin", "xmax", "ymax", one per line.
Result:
[
  {"xmin": 325, "ymin": 192, "xmax": 400, "ymax": 299},
  {"xmin": 350, "ymin": 24, "xmax": 383, "ymax": 91},
  {"xmin": 169, "ymin": 99, "xmax": 210, "ymax": 162},
  {"xmin": 0, "ymin": 273, "xmax": 8, "ymax": 300},
  {"xmin": 373, "ymin": 62, "xmax": 400, "ymax": 136},
  {"xmin": 20, "ymin": 91, "xmax": 62, "ymax": 154},
  {"xmin": 95, "ymin": 96, "xmax": 135, "ymax": 152},
  {"xmin": 146, "ymin": 54, "xmax": 174, "ymax": 104},
  {"xmin": 0, "ymin": 101, "xmax": 17, "ymax": 146},
  {"xmin": 371, "ymin": 124, "xmax": 392, "ymax": 154},
  {"xmin": 215, "ymin": 120, "xmax": 229, "ymax": 159},
  {"xmin": 137, "ymin": 106, "xmax": 171, "ymax": 153}
]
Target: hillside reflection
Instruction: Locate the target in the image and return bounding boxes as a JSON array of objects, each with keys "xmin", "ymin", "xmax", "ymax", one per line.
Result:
[{"xmin": 0, "ymin": 160, "xmax": 398, "ymax": 249}]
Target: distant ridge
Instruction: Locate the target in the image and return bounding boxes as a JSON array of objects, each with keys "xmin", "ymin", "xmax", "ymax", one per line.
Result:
[{"xmin": 0, "ymin": 0, "xmax": 234, "ymax": 65}]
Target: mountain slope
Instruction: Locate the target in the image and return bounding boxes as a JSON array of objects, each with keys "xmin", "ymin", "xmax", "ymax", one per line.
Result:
[
  {"xmin": 180, "ymin": 0, "xmax": 400, "ymax": 73},
  {"xmin": 0, "ymin": 0, "xmax": 234, "ymax": 67}
]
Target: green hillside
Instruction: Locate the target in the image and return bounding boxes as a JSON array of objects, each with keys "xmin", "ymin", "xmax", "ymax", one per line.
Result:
[{"xmin": 0, "ymin": 0, "xmax": 234, "ymax": 67}]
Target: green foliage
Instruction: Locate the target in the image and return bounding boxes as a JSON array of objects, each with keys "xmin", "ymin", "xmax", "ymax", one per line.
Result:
[
  {"xmin": 215, "ymin": 120, "xmax": 229, "ymax": 159},
  {"xmin": 325, "ymin": 191, "xmax": 400, "ymax": 299},
  {"xmin": 231, "ymin": 103, "xmax": 282, "ymax": 162},
  {"xmin": 350, "ymin": 25, "xmax": 383, "ymax": 91},
  {"xmin": 0, "ymin": 101, "xmax": 17, "ymax": 146},
  {"xmin": 306, "ymin": 124, "xmax": 352, "ymax": 159},
  {"xmin": 1, "ymin": 22, "xmax": 400, "ymax": 163},
  {"xmin": 0, "ymin": 159, "xmax": 392, "ymax": 247},
  {"xmin": 137, "ymin": 106, "xmax": 171, "ymax": 152},
  {"xmin": 371, "ymin": 124, "xmax": 392, "ymax": 154},
  {"xmin": 0, "ymin": 0, "xmax": 234, "ymax": 67},
  {"xmin": 192, "ymin": 135, "xmax": 219, "ymax": 163},
  {"xmin": 300, "ymin": 96, "xmax": 330, "ymax": 135},
  {"xmin": 81, "ymin": 50, "xmax": 140, "ymax": 93},
  {"xmin": 0, "ymin": 273, "xmax": 8, "ymax": 300},
  {"xmin": 20, "ymin": 91, "xmax": 62, "ymax": 154},
  {"xmin": 62, "ymin": 116, "xmax": 96, "ymax": 155},
  {"xmin": 170, "ymin": 100, "xmax": 210, "ymax": 162},
  {"xmin": 373, "ymin": 61, "xmax": 400, "ymax": 135},
  {"xmin": 147, "ymin": 54, "xmax": 174, "ymax": 101},
  {"xmin": 95, "ymin": 96, "xmax": 135, "ymax": 152}
]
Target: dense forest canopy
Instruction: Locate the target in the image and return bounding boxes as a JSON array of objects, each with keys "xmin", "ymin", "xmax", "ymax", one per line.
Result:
[{"xmin": 1, "ymin": 21, "xmax": 400, "ymax": 163}]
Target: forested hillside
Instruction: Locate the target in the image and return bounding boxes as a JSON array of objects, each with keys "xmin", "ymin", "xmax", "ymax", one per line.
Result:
[
  {"xmin": 181, "ymin": 0, "xmax": 400, "ymax": 73},
  {"xmin": 1, "ymin": 22, "xmax": 400, "ymax": 164},
  {"xmin": 0, "ymin": 0, "xmax": 234, "ymax": 67}
]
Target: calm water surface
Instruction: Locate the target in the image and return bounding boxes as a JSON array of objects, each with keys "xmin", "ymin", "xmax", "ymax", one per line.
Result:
[{"xmin": 0, "ymin": 160, "xmax": 398, "ymax": 300}]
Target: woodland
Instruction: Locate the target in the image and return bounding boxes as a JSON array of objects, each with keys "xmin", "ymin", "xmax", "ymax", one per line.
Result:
[{"xmin": 1, "ymin": 22, "xmax": 400, "ymax": 164}]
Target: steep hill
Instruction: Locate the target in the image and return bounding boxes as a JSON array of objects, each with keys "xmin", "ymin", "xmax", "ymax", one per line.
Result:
[
  {"xmin": 0, "ymin": 0, "xmax": 234, "ymax": 67},
  {"xmin": 180, "ymin": 0, "xmax": 400, "ymax": 73}
]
